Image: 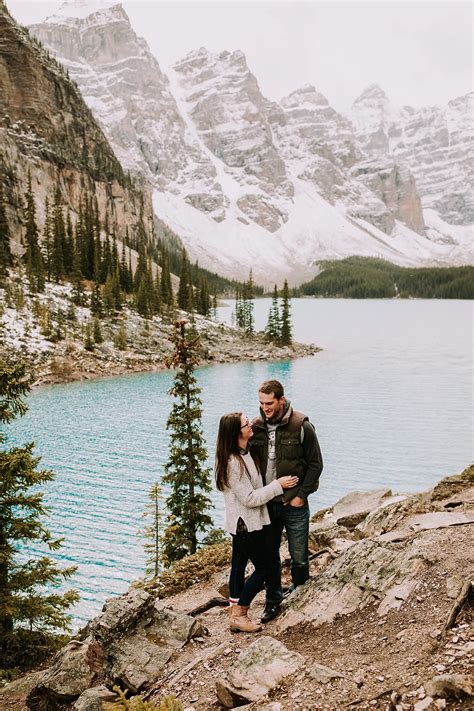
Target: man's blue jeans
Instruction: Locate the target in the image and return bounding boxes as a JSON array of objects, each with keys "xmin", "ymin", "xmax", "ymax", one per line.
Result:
[{"xmin": 265, "ymin": 500, "xmax": 310, "ymax": 604}]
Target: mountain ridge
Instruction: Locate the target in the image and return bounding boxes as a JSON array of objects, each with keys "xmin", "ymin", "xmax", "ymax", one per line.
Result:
[{"xmin": 28, "ymin": 0, "xmax": 473, "ymax": 285}]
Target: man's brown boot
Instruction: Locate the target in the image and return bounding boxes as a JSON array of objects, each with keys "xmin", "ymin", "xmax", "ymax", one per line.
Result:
[{"xmin": 228, "ymin": 604, "xmax": 262, "ymax": 633}]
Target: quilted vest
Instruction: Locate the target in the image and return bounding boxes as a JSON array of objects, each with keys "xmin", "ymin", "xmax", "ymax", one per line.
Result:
[{"xmin": 250, "ymin": 409, "xmax": 308, "ymax": 480}]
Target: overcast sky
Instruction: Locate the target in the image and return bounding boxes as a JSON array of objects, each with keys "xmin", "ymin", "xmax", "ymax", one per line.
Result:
[{"xmin": 6, "ymin": 0, "xmax": 473, "ymax": 112}]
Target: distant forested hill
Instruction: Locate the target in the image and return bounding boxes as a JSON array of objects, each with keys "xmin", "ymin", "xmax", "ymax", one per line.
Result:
[{"xmin": 296, "ymin": 258, "xmax": 474, "ymax": 299}]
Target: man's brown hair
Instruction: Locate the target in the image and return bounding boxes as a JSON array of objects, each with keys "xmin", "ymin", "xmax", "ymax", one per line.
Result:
[{"xmin": 259, "ymin": 379, "xmax": 284, "ymax": 400}]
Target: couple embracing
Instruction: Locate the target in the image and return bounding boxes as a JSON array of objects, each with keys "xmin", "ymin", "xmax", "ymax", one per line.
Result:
[{"xmin": 215, "ymin": 379, "xmax": 323, "ymax": 633}]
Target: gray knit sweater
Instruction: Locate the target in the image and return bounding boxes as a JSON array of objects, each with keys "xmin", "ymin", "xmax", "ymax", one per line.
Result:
[{"xmin": 222, "ymin": 452, "xmax": 283, "ymax": 534}]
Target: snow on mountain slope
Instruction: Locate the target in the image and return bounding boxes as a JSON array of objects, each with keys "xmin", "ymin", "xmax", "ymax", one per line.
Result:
[
  {"xmin": 30, "ymin": 1, "xmax": 473, "ymax": 284},
  {"xmin": 350, "ymin": 86, "xmax": 473, "ymax": 226},
  {"xmin": 31, "ymin": 2, "xmax": 226, "ymax": 221}
]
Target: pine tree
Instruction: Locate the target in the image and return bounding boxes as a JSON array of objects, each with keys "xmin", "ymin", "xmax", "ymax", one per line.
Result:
[
  {"xmin": 160, "ymin": 248, "xmax": 173, "ymax": 308},
  {"xmin": 52, "ymin": 186, "xmax": 65, "ymax": 282},
  {"xmin": 235, "ymin": 286, "xmax": 244, "ymax": 329},
  {"xmin": 71, "ymin": 241, "xmax": 86, "ymax": 306},
  {"xmin": 90, "ymin": 282, "xmax": 102, "ymax": 317},
  {"xmin": 24, "ymin": 171, "xmax": 45, "ymax": 292},
  {"xmin": 64, "ymin": 211, "xmax": 74, "ymax": 276},
  {"xmin": 280, "ymin": 279, "xmax": 292, "ymax": 345},
  {"xmin": 0, "ymin": 180, "xmax": 12, "ymax": 279},
  {"xmin": 243, "ymin": 270, "xmax": 255, "ymax": 334},
  {"xmin": 265, "ymin": 283, "xmax": 281, "ymax": 342},
  {"xmin": 113, "ymin": 321, "xmax": 127, "ymax": 350},
  {"xmin": 152, "ymin": 263, "xmax": 162, "ymax": 315},
  {"xmin": 198, "ymin": 277, "xmax": 210, "ymax": 317},
  {"xmin": 93, "ymin": 317, "xmax": 103, "ymax": 344},
  {"xmin": 119, "ymin": 241, "xmax": 131, "ymax": 293},
  {"xmin": 141, "ymin": 482, "xmax": 165, "ymax": 579},
  {"xmin": 0, "ymin": 359, "xmax": 79, "ymax": 669},
  {"xmin": 42, "ymin": 196, "xmax": 53, "ymax": 281},
  {"xmin": 83, "ymin": 321, "xmax": 94, "ymax": 351},
  {"xmin": 161, "ymin": 320, "xmax": 213, "ymax": 564},
  {"xmin": 177, "ymin": 249, "xmax": 190, "ymax": 311}
]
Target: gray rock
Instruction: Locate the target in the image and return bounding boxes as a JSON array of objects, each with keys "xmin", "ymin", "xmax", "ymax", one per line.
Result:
[
  {"xmin": 0, "ymin": 670, "xmax": 44, "ymax": 699},
  {"xmin": 87, "ymin": 587, "xmax": 154, "ymax": 643},
  {"xmin": 215, "ymin": 636, "xmax": 304, "ymax": 708},
  {"xmin": 107, "ymin": 606, "xmax": 204, "ymax": 692},
  {"xmin": 331, "ymin": 488, "xmax": 393, "ymax": 526},
  {"xmin": 445, "ymin": 575, "xmax": 465, "ymax": 599},
  {"xmin": 275, "ymin": 537, "xmax": 431, "ymax": 632},
  {"xmin": 308, "ymin": 662, "xmax": 344, "ymax": 683},
  {"xmin": 26, "ymin": 639, "xmax": 103, "ymax": 709},
  {"xmin": 108, "ymin": 634, "xmax": 174, "ymax": 693},
  {"xmin": 424, "ymin": 674, "xmax": 473, "ymax": 700},
  {"xmin": 430, "ymin": 465, "xmax": 474, "ymax": 502},
  {"xmin": 73, "ymin": 685, "xmax": 117, "ymax": 710}
]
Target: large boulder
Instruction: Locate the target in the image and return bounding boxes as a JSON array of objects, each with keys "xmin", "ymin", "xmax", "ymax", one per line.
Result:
[
  {"xmin": 330, "ymin": 488, "xmax": 395, "ymax": 529},
  {"xmin": 25, "ymin": 592, "xmax": 204, "ymax": 705},
  {"xmin": 423, "ymin": 673, "xmax": 473, "ymax": 700},
  {"xmin": 216, "ymin": 636, "xmax": 304, "ymax": 708},
  {"xmin": 275, "ymin": 537, "xmax": 431, "ymax": 632},
  {"xmin": 86, "ymin": 587, "xmax": 154, "ymax": 643},
  {"xmin": 26, "ymin": 639, "xmax": 104, "ymax": 710},
  {"xmin": 106, "ymin": 604, "xmax": 204, "ymax": 692},
  {"xmin": 73, "ymin": 685, "xmax": 117, "ymax": 710}
]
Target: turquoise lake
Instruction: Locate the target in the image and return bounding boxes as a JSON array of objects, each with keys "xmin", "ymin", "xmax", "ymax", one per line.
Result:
[{"xmin": 4, "ymin": 298, "xmax": 473, "ymax": 627}]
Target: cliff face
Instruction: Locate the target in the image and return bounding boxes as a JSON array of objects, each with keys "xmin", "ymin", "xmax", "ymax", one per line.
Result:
[
  {"xmin": 0, "ymin": 2, "xmax": 153, "ymax": 244},
  {"xmin": 350, "ymin": 85, "xmax": 474, "ymax": 226}
]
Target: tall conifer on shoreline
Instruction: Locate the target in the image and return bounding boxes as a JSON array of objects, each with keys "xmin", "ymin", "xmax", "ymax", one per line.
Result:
[
  {"xmin": 0, "ymin": 359, "xmax": 78, "ymax": 669},
  {"xmin": 161, "ymin": 320, "xmax": 213, "ymax": 564}
]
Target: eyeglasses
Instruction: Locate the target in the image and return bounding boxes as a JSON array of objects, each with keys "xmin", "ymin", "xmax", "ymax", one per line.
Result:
[{"xmin": 240, "ymin": 420, "xmax": 251, "ymax": 430}]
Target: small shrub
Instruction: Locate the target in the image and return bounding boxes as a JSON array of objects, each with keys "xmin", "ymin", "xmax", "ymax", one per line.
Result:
[
  {"xmin": 149, "ymin": 540, "xmax": 231, "ymax": 598},
  {"xmin": 104, "ymin": 686, "xmax": 183, "ymax": 710}
]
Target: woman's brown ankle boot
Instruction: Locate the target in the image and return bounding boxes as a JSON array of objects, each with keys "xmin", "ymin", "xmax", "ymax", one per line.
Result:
[{"xmin": 228, "ymin": 604, "xmax": 262, "ymax": 633}]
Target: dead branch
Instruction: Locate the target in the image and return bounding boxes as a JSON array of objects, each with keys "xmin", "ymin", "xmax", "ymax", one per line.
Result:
[
  {"xmin": 189, "ymin": 596, "xmax": 229, "ymax": 616},
  {"xmin": 309, "ymin": 546, "xmax": 337, "ymax": 561},
  {"xmin": 444, "ymin": 579, "xmax": 472, "ymax": 631}
]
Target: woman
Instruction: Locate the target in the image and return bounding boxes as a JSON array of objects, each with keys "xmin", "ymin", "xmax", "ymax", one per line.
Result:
[{"xmin": 215, "ymin": 412, "xmax": 298, "ymax": 632}]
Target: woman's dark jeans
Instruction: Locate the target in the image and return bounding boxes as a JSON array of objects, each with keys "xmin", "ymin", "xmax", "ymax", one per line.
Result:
[{"xmin": 229, "ymin": 525, "xmax": 269, "ymax": 606}]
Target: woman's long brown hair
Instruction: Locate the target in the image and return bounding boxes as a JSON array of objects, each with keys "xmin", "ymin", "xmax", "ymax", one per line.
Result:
[
  {"xmin": 215, "ymin": 412, "xmax": 242, "ymax": 491},
  {"xmin": 215, "ymin": 412, "xmax": 259, "ymax": 491}
]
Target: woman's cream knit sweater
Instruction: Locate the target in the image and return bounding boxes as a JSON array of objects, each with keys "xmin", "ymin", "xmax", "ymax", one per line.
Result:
[{"xmin": 222, "ymin": 452, "xmax": 283, "ymax": 534}]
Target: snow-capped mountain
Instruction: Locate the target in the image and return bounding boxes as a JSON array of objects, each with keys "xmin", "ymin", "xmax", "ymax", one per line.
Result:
[
  {"xmin": 30, "ymin": 1, "xmax": 473, "ymax": 284},
  {"xmin": 350, "ymin": 85, "xmax": 473, "ymax": 226}
]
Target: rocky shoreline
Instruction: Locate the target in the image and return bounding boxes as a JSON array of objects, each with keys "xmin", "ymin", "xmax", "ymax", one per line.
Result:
[
  {"xmin": 0, "ymin": 279, "xmax": 320, "ymax": 387},
  {"xmin": 31, "ymin": 323, "xmax": 320, "ymax": 388},
  {"xmin": 1, "ymin": 466, "xmax": 472, "ymax": 710}
]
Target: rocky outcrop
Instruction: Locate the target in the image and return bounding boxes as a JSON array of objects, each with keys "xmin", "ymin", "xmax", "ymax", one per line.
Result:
[
  {"xmin": 275, "ymin": 465, "xmax": 474, "ymax": 634},
  {"xmin": 350, "ymin": 84, "xmax": 474, "ymax": 226},
  {"xmin": 30, "ymin": 4, "xmax": 225, "ymax": 223},
  {"xmin": 24, "ymin": 588, "xmax": 203, "ymax": 708},
  {"xmin": 0, "ymin": 2, "xmax": 154, "ymax": 252},
  {"xmin": 1, "ymin": 466, "xmax": 472, "ymax": 710},
  {"xmin": 216, "ymin": 636, "xmax": 304, "ymax": 707}
]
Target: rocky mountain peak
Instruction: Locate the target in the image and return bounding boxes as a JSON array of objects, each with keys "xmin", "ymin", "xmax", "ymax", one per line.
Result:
[
  {"xmin": 45, "ymin": 0, "xmax": 125, "ymax": 25},
  {"xmin": 281, "ymin": 84, "xmax": 329, "ymax": 108},
  {"xmin": 353, "ymin": 83, "xmax": 390, "ymax": 106}
]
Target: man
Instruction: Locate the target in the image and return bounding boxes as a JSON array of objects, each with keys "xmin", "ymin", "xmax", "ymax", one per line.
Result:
[{"xmin": 250, "ymin": 379, "xmax": 323, "ymax": 623}]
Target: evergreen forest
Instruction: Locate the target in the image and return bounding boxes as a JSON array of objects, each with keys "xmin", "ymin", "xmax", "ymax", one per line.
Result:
[{"xmin": 296, "ymin": 257, "xmax": 474, "ymax": 299}]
